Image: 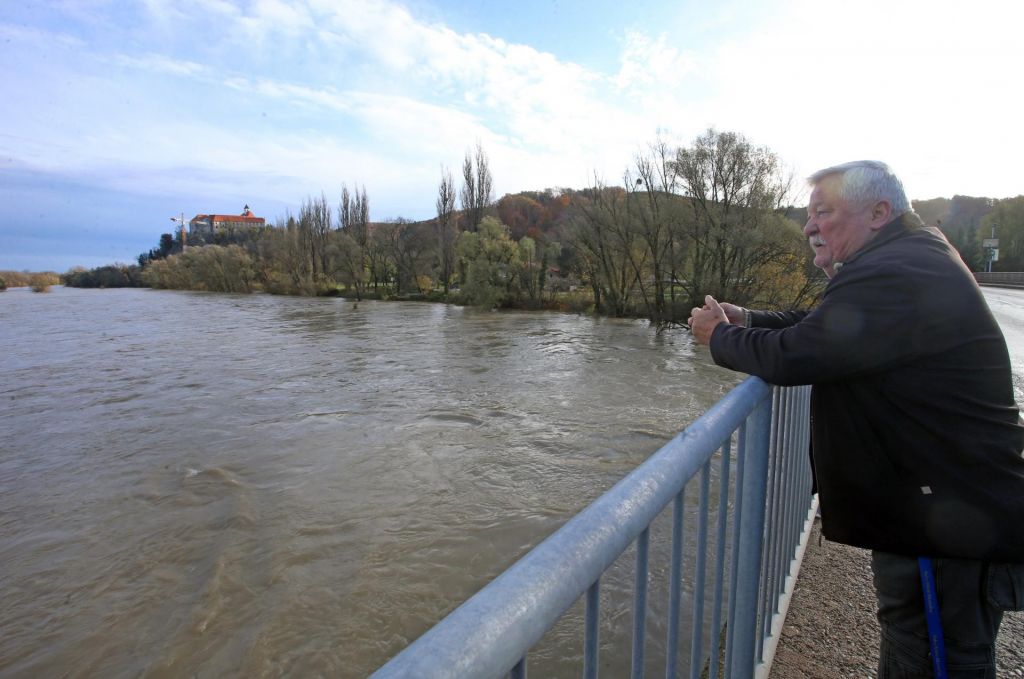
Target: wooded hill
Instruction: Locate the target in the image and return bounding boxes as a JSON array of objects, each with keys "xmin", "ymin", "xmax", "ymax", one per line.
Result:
[{"xmin": 63, "ymin": 129, "xmax": 1023, "ymax": 322}]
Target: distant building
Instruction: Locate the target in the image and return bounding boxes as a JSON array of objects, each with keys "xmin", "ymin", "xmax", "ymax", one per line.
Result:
[{"xmin": 189, "ymin": 205, "xmax": 266, "ymax": 239}]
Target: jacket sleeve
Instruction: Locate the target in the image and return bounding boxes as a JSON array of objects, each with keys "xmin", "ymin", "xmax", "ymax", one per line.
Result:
[
  {"xmin": 749, "ymin": 310, "xmax": 808, "ymax": 329},
  {"xmin": 709, "ymin": 259, "xmax": 953, "ymax": 386}
]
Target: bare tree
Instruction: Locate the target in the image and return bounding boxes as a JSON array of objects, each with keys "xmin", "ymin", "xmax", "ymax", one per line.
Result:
[
  {"xmin": 256, "ymin": 213, "xmax": 315, "ymax": 295},
  {"xmin": 335, "ymin": 183, "xmax": 371, "ymax": 300},
  {"xmin": 308, "ymin": 192, "xmax": 332, "ymax": 281},
  {"xmin": 382, "ymin": 218, "xmax": 433, "ymax": 295},
  {"xmin": 340, "ymin": 184, "xmax": 370, "ymax": 245},
  {"xmin": 296, "ymin": 199, "xmax": 317, "ymax": 281},
  {"xmin": 567, "ymin": 176, "xmax": 641, "ymax": 316},
  {"xmin": 460, "ymin": 141, "xmax": 493, "ymax": 232},
  {"xmin": 623, "ymin": 139, "xmax": 684, "ymax": 324},
  {"xmin": 435, "ymin": 166, "xmax": 457, "ymax": 294}
]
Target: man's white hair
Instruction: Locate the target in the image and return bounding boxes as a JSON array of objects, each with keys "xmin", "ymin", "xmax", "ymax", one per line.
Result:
[{"xmin": 808, "ymin": 160, "xmax": 912, "ymax": 216}]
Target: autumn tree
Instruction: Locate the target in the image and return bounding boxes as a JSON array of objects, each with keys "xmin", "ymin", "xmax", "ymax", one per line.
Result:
[
  {"xmin": 142, "ymin": 245, "xmax": 255, "ymax": 293},
  {"xmin": 496, "ymin": 193, "xmax": 547, "ymax": 240}
]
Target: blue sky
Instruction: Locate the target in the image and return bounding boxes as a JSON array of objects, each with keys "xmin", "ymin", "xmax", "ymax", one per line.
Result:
[{"xmin": 1, "ymin": 0, "xmax": 1021, "ymax": 272}]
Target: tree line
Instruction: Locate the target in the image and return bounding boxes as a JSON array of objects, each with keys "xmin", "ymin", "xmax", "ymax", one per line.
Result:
[
  {"xmin": 913, "ymin": 195, "xmax": 1024, "ymax": 271},
  {"xmin": 0, "ymin": 270, "xmax": 61, "ymax": 292},
  {"xmin": 65, "ymin": 129, "xmax": 895, "ymax": 322}
]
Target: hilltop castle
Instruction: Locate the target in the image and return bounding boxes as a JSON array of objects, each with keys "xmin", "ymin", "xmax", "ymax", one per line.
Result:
[{"xmin": 189, "ymin": 205, "xmax": 266, "ymax": 240}]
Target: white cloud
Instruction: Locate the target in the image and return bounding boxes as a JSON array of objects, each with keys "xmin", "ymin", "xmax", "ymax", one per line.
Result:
[
  {"xmin": 12, "ymin": 0, "xmax": 1023, "ymax": 233},
  {"xmin": 0, "ymin": 20, "xmax": 84, "ymax": 48},
  {"xmin": 614, "ymin": 31, "xmax": 698, "ymax": 92},
  {"xmin": 673, "ymin": 0, "xmax": 1024, "ymax": 199},
  {"xmin": 111, "ymin": 53, "xmax": 209, "ymax": 77},
  {"xmin": 238, "ymin": 0, "xmax": 316, "ymax": 40}
]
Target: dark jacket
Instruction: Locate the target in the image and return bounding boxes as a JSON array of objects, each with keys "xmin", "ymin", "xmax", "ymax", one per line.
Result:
[{"xmin": 710, "ymin": 213, "xmax": 1024, "ymax": 561}]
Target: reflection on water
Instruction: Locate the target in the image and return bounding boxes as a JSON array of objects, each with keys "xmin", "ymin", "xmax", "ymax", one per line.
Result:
[{"xmin": 0, "ymin": 287, "xmax": 741, "ymax": 677}]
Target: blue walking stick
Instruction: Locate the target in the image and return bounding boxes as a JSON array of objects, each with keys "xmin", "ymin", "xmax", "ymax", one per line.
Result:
[{"xmin": 918, "ymin": 557, "xmax": 948, "ymax": 679}]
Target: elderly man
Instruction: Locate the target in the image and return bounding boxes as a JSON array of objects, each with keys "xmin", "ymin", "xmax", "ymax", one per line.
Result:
[{"xmin": 688, "ymin": 160, "xmax": 1024, "ymax": 678}]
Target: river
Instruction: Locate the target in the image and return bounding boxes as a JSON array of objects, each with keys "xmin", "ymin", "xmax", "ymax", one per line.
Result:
[
  {"xmin": 0, "ymin": 287, "xmax": 736, "ymax": 678},
  {"xmin": 1, "ymin": 286, "xmax": 1021, "ymax": 678}
]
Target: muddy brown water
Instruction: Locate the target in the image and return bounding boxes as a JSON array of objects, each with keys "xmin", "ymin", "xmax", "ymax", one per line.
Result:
[{"xmin": 0, "ymin": 287, "xmax": 739, "ymax": 677}]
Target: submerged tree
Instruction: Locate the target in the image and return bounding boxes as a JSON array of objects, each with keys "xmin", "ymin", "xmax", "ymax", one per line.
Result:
[
  {"xmin": 565, "ymin": 130, "xmax": 814, "ymax": 321},
  {"xmin": 673, "ymin": 128, "xmax": 799, "ymax": 309},
  {"xmin": 623, "ymin": 139, "xmax": 684, "ymax": 323},
  {"xmin": 142, "ymin": 245, "xmax": 255, "ymax": 293},
  {"xmin": 456, "ymin": 216, "xmax": 520, "ymax": 308},
  {"xmin": 566, "ymin": 180, "xmax": 640, "ymax": 317}
]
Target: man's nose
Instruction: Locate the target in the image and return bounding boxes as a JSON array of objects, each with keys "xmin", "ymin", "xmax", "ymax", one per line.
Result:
[{"xmin": 803, "ymin": 219, "xmax": 817, "ymax": 236}]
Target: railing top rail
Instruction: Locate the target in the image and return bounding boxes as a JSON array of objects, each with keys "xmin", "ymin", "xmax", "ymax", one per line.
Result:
[{"xmin": 372, "ymin": 376, "xmax": 771, "ymax": 679}]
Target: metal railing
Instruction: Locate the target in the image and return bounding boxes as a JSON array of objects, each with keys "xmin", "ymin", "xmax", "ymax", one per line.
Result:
[
  {"xmin": 372, "ymin": 377, "xmax": 815, "ymax": 679},
  {"xmin": 974, "ymin": 271, "xmax": 1024, "ymax": 288}
]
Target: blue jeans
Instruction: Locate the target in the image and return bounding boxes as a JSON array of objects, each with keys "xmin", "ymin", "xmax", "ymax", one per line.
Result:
[{"xmin": 871, "ymin": 551, "xmax": 1018, "ymax": 678}]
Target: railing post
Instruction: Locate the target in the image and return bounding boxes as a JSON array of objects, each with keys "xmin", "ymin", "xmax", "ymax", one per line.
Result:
[{"xmin": 727, "ymin": 394, "xmax": 773, "ymax": 676}]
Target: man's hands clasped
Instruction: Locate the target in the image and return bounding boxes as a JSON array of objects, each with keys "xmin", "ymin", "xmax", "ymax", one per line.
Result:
[{"xmin": 688, "ymin": 295, "xmax": 745, "ymax": 345}]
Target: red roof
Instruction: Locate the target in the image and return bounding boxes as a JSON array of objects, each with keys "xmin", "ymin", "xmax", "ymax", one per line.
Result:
[
  {"xmin": 190, "ymin": 212, "xmax": 265, "ymax": 224},
  {"xmin": 209, "ymin": 214, "xmax": 265, "ymax": 223}
]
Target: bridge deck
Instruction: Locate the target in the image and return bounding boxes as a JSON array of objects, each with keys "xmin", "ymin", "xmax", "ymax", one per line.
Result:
[{"xmin": 770, "ymin": 520, "xmax": 1024, "ymax": 677}]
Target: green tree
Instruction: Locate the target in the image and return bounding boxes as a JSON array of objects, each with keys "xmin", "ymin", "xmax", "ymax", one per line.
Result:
[
  {"xmin": 456, "ymin": 216, "xmax": 520, "ymax": 308},
  {"xmin": 63, "ymin": 265, "xmax": 142, "ymax": 288},
  {"xmin": 938, "ymin": 196, "xmax": 994, "ymax": 270},
  {"xmin": 516, "ymin": 235, "xmax": 540, "ymax": 305},
  {"xmin": 980, "ymin": 196, "xmax": 1024, "ymax": 271}
]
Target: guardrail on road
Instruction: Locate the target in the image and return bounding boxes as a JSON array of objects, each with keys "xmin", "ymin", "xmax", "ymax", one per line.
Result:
[{"xmin": 975, "ymin": 272, "xmax": 1024, "ymax": 288}]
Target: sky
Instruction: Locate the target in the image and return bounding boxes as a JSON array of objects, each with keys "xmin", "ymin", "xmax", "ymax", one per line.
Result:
[{"xmin": 1, "ymin": 0, "xmax": 1021, "ymax": 272}]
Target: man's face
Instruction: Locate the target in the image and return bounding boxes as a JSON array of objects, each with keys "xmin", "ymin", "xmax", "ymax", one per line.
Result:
[{"xmin": 803, "ymin": 175, "xmax": 881, "ymax": 274}]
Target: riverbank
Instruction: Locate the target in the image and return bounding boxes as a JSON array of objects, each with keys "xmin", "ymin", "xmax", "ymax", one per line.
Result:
[{"xmin": 771, "ymin": 519, "xmax": 1024, "ymax": 677}]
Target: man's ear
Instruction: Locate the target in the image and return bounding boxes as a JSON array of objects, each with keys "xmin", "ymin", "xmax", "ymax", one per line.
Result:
[{"xmin": 869, "ymin": 200, "xmax": 893, "ymax": 230}]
